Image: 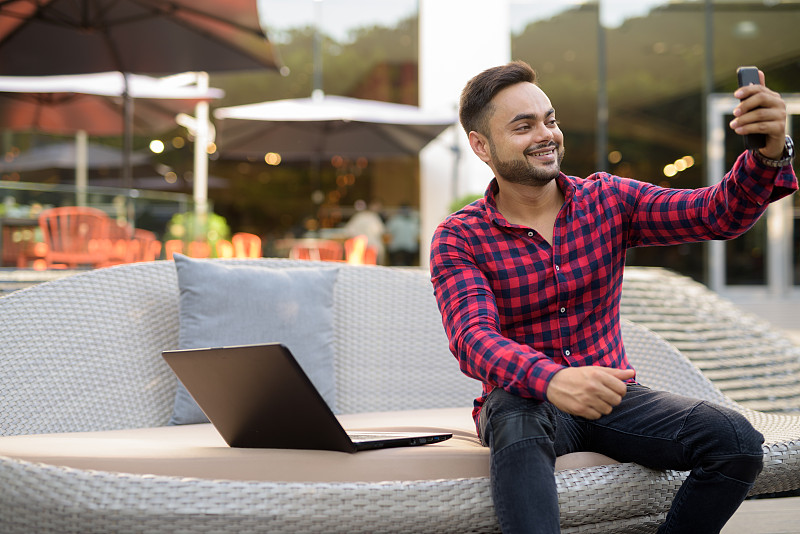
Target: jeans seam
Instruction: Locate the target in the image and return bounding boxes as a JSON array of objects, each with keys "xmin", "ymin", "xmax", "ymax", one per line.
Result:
[
  {"xmin": 486, "ymin": 410, "xmax": 554, "ymax": 455},
  {"xmin": 699, "ymin": 464, "xmax": 760, "ymax": 486},
  {"xmin": 490, "ymin": 438, "xmax": 557, "ymax": 533},
  {"xmin": 492, "ymin": 434, "xmax": 553, "ymax": 456},
  {"xmin": 693, "ymin": 401, "xmax": 748, "ymax": 453},
  {"xmin": 492, "ymin": 436, "xmax": 555, "ymax": 532},
  {"xmin": 674, "ymin": 400, "xmax": 703, "ymax": 445},
  {"xmin": 679, "ymin": 402, "xmax": 764, "ymax": 457},
  {"xmin": 595, "ymin": 400, "xmax": 699, "ymax": 457},
  {"xmin": 582, "ymin": 419, "xmax": 690, "ymax": 450}
]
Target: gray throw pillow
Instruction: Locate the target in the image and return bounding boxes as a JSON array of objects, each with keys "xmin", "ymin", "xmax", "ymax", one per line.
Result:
[{"xmin": 168, "ymin": 254, "xmax": 339, "ymax": 425}]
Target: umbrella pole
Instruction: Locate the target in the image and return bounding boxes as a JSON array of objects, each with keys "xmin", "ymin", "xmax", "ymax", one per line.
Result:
[
  {"xmin": 193, "ymin": 72, "xmax": 210, "ymax": 242},
  {"xmin": 122, "ymin": 72, "xmax": 135, "ymax": 234},
  {"xmin": 312, "ymin": 0, "xmax": 324, "ymax": 100},
  {"xmin": 75, "ymin": 129, "xmax": 88, "ymax": 207}
]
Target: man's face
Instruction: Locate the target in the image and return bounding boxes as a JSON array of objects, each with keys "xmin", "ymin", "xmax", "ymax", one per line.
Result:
[{"xmin": 482, "ymin": 82, "xmax": 565, "ymax": 186}]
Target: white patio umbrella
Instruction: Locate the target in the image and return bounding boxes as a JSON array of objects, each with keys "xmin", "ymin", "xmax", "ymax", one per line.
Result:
[
  {"xmin": 213, "ymin": 94, "xmax": 456, "ymax": 161},
  {"xmin": 0, "ymin": 0, "xmax": 281, "ymax": 235},
  {"xmin": 0, "ymin": 71, "xmax": 223, "ymax": 206},
  {"xmin": 0, "ymin": 71, "xmax": 222, "ymax": 135}
]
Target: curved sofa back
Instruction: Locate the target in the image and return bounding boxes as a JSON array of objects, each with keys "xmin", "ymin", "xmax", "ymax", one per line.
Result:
[{"xmin": 0, "ymin": 259, "xmax": 479, "ymax": 436}]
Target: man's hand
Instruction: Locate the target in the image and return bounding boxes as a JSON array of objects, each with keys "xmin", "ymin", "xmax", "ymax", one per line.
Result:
[
  {"xmin": 730, "ymin": 70, "xmax": 788, "ymax": 160},
  {"xmin": 546, "ymin": 366, "xmax": 636, "ymax": 420}
]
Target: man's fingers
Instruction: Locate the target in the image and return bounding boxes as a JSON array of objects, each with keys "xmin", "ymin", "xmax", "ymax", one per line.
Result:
[
  {"xmin": 733, "ymin": 81, "xmax": 778, "ymax": 105},
  {"xmin": 604, "ymin": 367, "xmax": 637, "ymax": 380},
  {"xmin": 578, "ymin": 367, "xmax": 635, "ymax": 416},
  {"xmin": 731, "ymin": 85, "xmax": 786, "ymax": 136},
  {"xmin": 594, "ymin": 378, "xmax": 626, "ymax": 408},
  {"xmin": 546, "ymin": 366, "xmax": 637, "ymax": 419},
  {"xmin": 734, "ymin": 101, "xmax": 784, "ymax": 129},
  {"xmin": 597, "ymin": 367, "xmax": 636, "ymax": 394},
  {"xmin": 579, "ymin": 394, "xmax": 618, "ymax": 419}
]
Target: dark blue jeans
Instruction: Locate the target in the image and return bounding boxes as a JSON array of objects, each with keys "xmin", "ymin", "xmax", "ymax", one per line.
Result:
[{"xmin": 478, "ymin": 384, "xmax": 764, "ymax": 534}]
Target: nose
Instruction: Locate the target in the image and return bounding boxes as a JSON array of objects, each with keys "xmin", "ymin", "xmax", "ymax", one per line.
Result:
[{"xmin": 532, "ymin": 122, "xmax": 555, "ymax": 144}]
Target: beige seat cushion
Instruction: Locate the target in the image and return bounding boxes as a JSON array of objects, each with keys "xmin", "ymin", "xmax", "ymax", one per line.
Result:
[{"xmin": 0, "ymin": 408, "xmax": 617, "ymax": 482}]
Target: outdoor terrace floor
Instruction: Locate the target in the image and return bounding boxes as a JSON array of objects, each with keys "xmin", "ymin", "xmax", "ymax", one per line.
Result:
[{"xmin": 723, "ymin": 495, "xmax": 800, "ymax": 534}]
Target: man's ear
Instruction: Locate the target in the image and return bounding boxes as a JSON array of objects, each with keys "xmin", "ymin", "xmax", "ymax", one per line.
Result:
[{"xmin": 469, "ymin": 131, "xmax": 492, "ymax": 164}]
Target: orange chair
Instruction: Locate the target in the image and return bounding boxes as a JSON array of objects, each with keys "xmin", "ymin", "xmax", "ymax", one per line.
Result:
[
  {"xmin": 144, "ymin": 239, "xmax": 163, "ymax": 262},
  {"xmin": 38, "ymin": 206, "xmax": 111, "ymax": 269},
  {"xmin": 168, "ymin": 239, "xmax": 218, "ymax": 259},
  {"xmin": 289, "ymin": 239, "xmax": 343, "ymax": 262},
  {"xmin": 131, "ymin": 229, "xmax": 161, "ymax": 262},
  {"xmin": 164, "ymin": 239, "xmax": 184, "ymax": 260},
  {"xmin": 364, "ymin": 245, "xmax": 378, "ymax": 265},
  {"xmin": 187, "ymin": 240, "xmax": 211, "ymax": 258},
  {"xmin": 1, "ymin": 225, "xmax": 40, "ymax": 268},
  {"xmin": 102, "ymin": 220, "xmax": 135, "ymax": 266},
  {"xmin": 317, "ymin": 240, "xmax": 344, "ymax": 261},
  {"xmin": 231, "ymin": 232, "xmax": 262, "ymax": 258},
  {"xmin": 215, "ymin": 239, "xmax": 235, "ymax": 258},
  {"xmin": 344, "ymin": 235, "xmax": 377, "ymax": 265},
  {"xmin": 31, "ymin": 242, "xmax": 48, "ymax": 271},
  {"xmin": 289, "ymin": 243, "xmax": 320, "ymax": 261}
]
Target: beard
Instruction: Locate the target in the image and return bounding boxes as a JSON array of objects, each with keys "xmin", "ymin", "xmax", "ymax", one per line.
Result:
[{"xmin": 490, "ymin": 141, "xmax": 565, "ymax": 187}]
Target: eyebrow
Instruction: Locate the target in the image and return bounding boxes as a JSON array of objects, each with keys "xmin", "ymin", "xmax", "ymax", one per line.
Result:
[{"xmin": 508, "ymin": 108, "xmax": 555, "ymax": 125}]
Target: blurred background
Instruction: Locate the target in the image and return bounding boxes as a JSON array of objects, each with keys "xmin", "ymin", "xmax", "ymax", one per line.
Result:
[{"xmin": 1, "ymin": 0, "xmax": 798, "ymax": 300}]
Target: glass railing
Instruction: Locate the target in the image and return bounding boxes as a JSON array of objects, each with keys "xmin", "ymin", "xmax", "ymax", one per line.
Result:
[
  {"xmin": 1, "ymin": 180, "xmax": 192, "ymax": 224},
  {"xmin": 1, "ymin": 181, "xmax": 194, "ymax": 268}
]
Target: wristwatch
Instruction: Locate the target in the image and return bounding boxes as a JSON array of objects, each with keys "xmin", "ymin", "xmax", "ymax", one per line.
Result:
[{"xmin": 752, "ymin": 135, "xmax": 795, "ymax": 168}]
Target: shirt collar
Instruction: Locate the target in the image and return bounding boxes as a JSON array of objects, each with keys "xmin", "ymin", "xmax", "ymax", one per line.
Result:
[{"xmin": 484, "ymin": 173, "xmax": 574, "ymax": 227}]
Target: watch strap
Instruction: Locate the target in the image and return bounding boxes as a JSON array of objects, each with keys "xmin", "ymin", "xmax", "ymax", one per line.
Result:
[{"xmin": 752, "ymin": 135, "xmax": 794, "ymax": 168}]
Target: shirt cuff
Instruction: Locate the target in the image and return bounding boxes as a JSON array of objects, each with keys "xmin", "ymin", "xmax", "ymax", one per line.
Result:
[
  {"xmin": 527, "ymin": 360, "xmax": 567, "ymax": 403},
  {"xmin": 741, "ymin": 151, "xmax": 799, "ymax": 204}
]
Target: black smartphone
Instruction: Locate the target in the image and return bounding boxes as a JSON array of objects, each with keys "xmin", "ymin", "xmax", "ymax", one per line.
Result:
[{"xmin": 736, "ymin": 66, "xmax": 767, "ymax": 150}]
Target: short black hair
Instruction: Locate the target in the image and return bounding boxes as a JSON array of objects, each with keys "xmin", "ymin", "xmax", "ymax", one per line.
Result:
[{"xmin": 459, "ymin": 61, "xmax": 538, "ymax": 137}]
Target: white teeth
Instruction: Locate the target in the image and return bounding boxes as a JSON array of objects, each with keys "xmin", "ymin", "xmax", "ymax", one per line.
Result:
[{"xmin": 525, "ymin": 146, "xmax": 556, "ymax": 158}]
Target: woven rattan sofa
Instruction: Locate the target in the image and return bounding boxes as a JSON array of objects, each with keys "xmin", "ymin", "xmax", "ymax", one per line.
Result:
[
  {"xmin": 621, "ymin": 267, "xmax": 800, "ymax": 414},
  {"xmin": 1, "ymin": 259, "xmax": 799, "ymax": 533}
]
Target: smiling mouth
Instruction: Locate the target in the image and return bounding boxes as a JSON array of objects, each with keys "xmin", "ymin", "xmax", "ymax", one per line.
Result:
[{"xmin": 525, "ymin": 144, "xmax": 557, "ymax": 159}]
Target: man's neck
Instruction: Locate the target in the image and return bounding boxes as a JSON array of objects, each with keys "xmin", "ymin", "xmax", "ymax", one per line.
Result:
[{"xmin": 495, "ymin": 178, "xmax": 564, "ymax": 245}]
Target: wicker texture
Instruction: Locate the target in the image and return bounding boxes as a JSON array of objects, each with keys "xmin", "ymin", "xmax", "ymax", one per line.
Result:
[
  {"xmin": 331, "ymin": 264, "xmax": 479, "ymax": 413},
  {"xmin": 0, "ymin": 262, "xmax": 181, "ymax": 435},
  {"xmin": 0, "ymin": 260, "xmax": 798, "ymax": 533},
  {"xmin": 621, "ymin": 267, "xmax": 800, "ymax": 414},
  {"xmin": 622, "ymin": 319, "xmax": 800, "ymax": 497}
]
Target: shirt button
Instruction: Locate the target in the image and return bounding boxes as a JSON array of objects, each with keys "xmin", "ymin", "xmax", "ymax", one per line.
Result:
[
  {"xmin": 564, "ymin": 349, "xmax": 571, "ymax": 356},
  {"xmin": 527, "ymin": 231, "xmax": 534, "ymax": 237},
  {"xmin": 555, "ymin": 265, "xmax": 560, "ymax": 271},
  {"xmin": 560, "ymin": 307, "xmax": 566, "ymax": 313}
]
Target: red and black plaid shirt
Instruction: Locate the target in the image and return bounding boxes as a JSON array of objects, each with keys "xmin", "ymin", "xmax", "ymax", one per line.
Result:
[{"xmin": 430, "ymin": 151, "xmax": 797, "ymax": 425}]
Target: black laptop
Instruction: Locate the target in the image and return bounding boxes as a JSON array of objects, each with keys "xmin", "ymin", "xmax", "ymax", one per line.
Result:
[{"xmin": 162, "ymin": 343, "xmax": 452, "ymax": 453}]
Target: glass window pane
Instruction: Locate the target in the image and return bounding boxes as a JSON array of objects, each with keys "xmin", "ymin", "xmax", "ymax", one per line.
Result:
[
  {"xmin": 511, "ymin": 1, "xmax": 600, "ymax": 179},
  {"xmin": 207, "ymin": 0, "xmax": 421, "ymax": 254}
]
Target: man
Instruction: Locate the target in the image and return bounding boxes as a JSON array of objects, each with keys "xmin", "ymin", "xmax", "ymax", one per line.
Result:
[
  {"xmin": 345, "ymin": 199, "xmax": 386, "ymax": 264},
  {"xmin": 385, "ymin": 204, "xmax": 420, "ymax": 265},
  {"xmin": 430, "ymin": 61, "xmax": 797, "ymax": 533}
]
